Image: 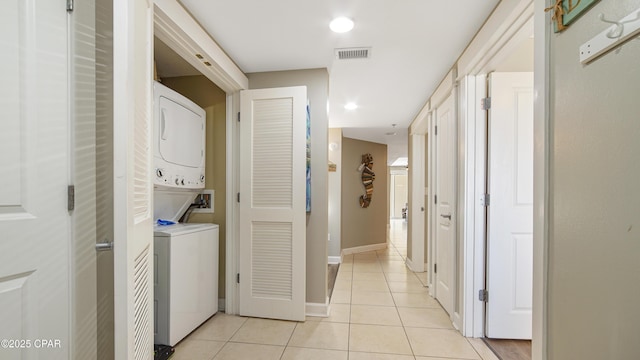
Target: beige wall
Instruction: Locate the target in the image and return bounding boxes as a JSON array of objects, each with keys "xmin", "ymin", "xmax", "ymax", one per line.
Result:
[
  {"xmin": 548, "ymin": 1, "xmax": 640, "ymax": 358},
  {"xmin": 341, "ymin": 137, "xmax": 388, "ymax": 249},
  {"xmin": 159, "ymin": 76, "xmax": 228, "ymax": 299},
  {"xmin": 73, "ymin": 1, "xmax": 97, "ymax": 358},
  {"xmin": 96, "ymin": 0, "xmax": 114, "ymax": 357},
  {"xmin": 248, "ymin": 69, "xmax": 329, "ymax": 305}
]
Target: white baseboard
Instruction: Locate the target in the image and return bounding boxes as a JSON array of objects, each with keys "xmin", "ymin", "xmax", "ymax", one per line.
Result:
[
  {"xmin": 405, "ymin": 257, "xmax": 415, "ymax": 271},
  {"xmin": 405, "ymin": 257, "xmax": 428, "ymax": 273},
  {"xmin": 306, "ymin": 299, "xmax": 330, "ymax": 318},
  {"xmin": 341, "ymin": 243, "xmax": 387, "ymax": 256},
  {"xmin": 218, "ymin": 298, "xmax": 225, "ymax": 312},
  {"xmin": 328, "ymin": 256, "xmax": 341, "ymax": 265}
]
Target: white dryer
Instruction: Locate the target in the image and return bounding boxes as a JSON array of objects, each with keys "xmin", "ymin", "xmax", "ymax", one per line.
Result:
[
  {"xmin": 154, "ymin": 223, "xmax": 218, "ymax": 346},
  {"xmin": 151, "ymin": 81, "xmax": 218, "ymax": 346}
]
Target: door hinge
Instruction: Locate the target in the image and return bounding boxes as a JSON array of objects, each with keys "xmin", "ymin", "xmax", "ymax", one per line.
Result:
[
  {"xmin": 434, "ymin": 263, "xmax": 437, "ymax": 274},
  {"xmin": 237, "ymin": 192, "xmax": 240, "ymax": 203},
  {"xmin": 479, "ymin": 289, "xmax": 488, "ymax": 302},
  {"xmin": 481, "ymin": 97, "xmax": 491, "ymax": 110},
  {"xmin": 67, "ymin": 185, "xmax": 75, "ymax": 211},
  {"xmin": 481, "ymin": 193, "xmax": 490, "ymax": 206},
  {"xmin": 236, "ymin": 273, "xmax": 240, "ymax": 283},
  {"xmin": 434, "ymin": 125, "xmax": 438, "ymax": 135},
  {"xmin": 237, "ymin": 112, "xmax": 240, "ymax": 122},
  {"xmin": 434, "ymin": 194, "xmax": 438, "ymax": 204},
  {"xmin": 66, "ymin": 0, "xmax": 74, "ymax": 12}
]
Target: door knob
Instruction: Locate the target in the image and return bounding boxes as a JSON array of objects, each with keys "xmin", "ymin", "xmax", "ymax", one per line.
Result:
[
  {"xmin": 440, "ymin": 214, "xmax": 452, "ymax": 220},
  {"xmin": 96, "ymin": 240, "xmax": 113, "ymax": 252}
]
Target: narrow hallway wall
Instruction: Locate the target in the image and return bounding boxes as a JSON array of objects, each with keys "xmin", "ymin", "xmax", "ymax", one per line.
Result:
[
  {"xmin": 547, "ymin": 1, "xmax": 640, "ymax": 358},
  {"xmin": 341, "ymin": 137, "xmax": 388, "ymax": 249}
]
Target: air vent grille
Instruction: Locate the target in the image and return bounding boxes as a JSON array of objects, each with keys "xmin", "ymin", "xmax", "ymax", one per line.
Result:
[{"xmin": 335, "ymin": 47, "xmax": 371, "ymax": 60}]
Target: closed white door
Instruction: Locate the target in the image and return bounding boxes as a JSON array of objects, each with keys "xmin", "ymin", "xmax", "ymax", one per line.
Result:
[
  {"xmin": 112, "ymin": 0, "xmax": 155, "ymax": 358},
  {"xmin": 0, "ymin": 1, "xmax": 72, "ymax": 359},
  {"xmin": 486, "ymin": 72, "xmax": 534, "ymax": 339},
  {"xmin": 239, "ymin": 87, "xmax": 307, "ymax": 321},
  {"xmin": 434, "ymin": 94, "xmax": 456, "ymax": 316}
]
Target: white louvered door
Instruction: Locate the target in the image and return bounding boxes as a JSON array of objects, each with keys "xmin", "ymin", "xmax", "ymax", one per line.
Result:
[
  {"xmin": 239, "ymin": 87, "xmax": 307, "ymax": 321},
  {"xmin": 113, "ymin": 0, "xmax": 154, "ymax": 358}
]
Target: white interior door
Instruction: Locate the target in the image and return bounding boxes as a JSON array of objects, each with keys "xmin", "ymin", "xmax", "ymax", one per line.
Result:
[
  {"xmin": 434, "ymin": 94, "xmax": 456, "ymax": 316},
  {"xmin": 239, "ymin": 87, "xmax": 307, "ymax": 321},
  {"xmin": 113, "ymin": 0, "xmax": 154, "ymax": 358},
  {"xmin": 486, "ymin": 72, "xmax": 534, "ymax": 339},
  {"xmin": 0, "ymin": 2, "xmax": 71, "ymax": 358}
]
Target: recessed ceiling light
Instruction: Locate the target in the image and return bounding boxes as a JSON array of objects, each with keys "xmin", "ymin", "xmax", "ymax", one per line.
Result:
[
  {"xmin": 344, "ymin": 102, "xmax": 358, "ymax": 110},
  {"xmin": 330, "ymin": 17, "xmax": 354, "ymax": 33}
]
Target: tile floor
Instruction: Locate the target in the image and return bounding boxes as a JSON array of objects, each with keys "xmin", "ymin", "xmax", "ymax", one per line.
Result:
[{"xmin": 173, "ymin": 220, "xmax": 499, "ymax": 360}]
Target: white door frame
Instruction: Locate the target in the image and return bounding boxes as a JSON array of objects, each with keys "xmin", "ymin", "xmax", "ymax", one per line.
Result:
[
  {"xmin": 458, "ymin": 73, "xmax": 488, "ymax": 337},
  {"xmin": 532, "ymin": 0, "xmax": 549, "ymax": 357},
  {"xmin": 152, "ymin": 0, "xmax": 248, "ymax": 315},
  {"xmin": 408, "ymin": 100, "xmax": 432, "ymax": 274},
  {"xmin": 459, "ymin": 9, "xmax": 536, "ymax": 336},
  {"xmin": 455, "ymin": 1, "xmax": 548, "ymax": 358},
  {"xmin": 408, "ymin": 132, "xmax": 425, "ymax": 272}
]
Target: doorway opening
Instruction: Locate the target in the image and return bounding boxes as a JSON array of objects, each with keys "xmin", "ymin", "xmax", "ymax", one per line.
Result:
[
  {"xmin": 480, "ymin": 20, "xmax": 534, "ymax": 360},
  {"xmin": 390, "ymin": 168, "xmax": 408, "ymax": 220}
]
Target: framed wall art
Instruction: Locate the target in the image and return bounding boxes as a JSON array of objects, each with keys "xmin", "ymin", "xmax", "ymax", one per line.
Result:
[{"xmin": 546, "ymin": 0, "xmax": 601, "ymax": 32}]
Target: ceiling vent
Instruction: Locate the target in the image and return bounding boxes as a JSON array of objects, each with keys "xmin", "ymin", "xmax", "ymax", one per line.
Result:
[{"xmin": 335, "ymin": 47, "xmax": 371, "ymax": 60}]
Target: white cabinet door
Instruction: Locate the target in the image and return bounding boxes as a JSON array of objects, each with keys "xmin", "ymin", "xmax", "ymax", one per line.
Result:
[
  {"xmin": 486, "ymin": 72, "xmax": 534, "ymax": 339},
  {"xmin": 0, "ymin": 1, "xmax": 71, "ymax": 358},
  {"xmin": 434, "ymin": 94, "xmax": 456, "ymax": 317},
  {"xmin": 112, "ymin": 0, "xmax": 154, "ymax": 358},
  {"xmin": 239, "ymin": 87, "xmax": 307, "ymax": 321}
]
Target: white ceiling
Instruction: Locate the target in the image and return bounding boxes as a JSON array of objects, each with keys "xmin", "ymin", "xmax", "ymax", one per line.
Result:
[{"xmin": 178, "ymin": 0, "xmax": 499, "ymax": 164}]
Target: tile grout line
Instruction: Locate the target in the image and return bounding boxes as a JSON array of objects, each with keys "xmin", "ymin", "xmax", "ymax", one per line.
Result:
[
  {"xmin": 381, "ymin": 247, "xmax": 418, "ymax": 359},
  {"xmin": 346, "ymin": 258, "xmax": 354, "ymax": 360}
]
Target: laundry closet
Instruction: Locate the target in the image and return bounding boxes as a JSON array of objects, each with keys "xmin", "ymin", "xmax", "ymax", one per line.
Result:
[{"xmin": 152, "ymin": 37, "xmax": 228, "ymax": 346}]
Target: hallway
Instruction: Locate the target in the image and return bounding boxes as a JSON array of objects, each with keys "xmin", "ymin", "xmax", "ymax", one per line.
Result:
[{"xmin": 171, "ymin": 220, "xmax": 498, "ymax": 359}]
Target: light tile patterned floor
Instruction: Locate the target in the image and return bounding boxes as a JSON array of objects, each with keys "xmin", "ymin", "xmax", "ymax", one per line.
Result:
[{"xmin": 173, "ymin": 219, "xmax": 498, "ymax": 360}]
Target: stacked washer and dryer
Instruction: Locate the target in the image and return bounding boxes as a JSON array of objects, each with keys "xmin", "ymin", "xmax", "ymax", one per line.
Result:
[{"xmin": 152, "ymin": 81, "xmax": 218, "ymax": 347}]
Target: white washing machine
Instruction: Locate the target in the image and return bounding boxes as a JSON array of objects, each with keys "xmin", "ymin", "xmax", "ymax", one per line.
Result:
[
  {"xmin": 153, "ymin": 222, "xmax": 218, "ymax": 346},
  {"xmin": 151, "ymin": 81, "xmax": 218, "ymax": 346}
]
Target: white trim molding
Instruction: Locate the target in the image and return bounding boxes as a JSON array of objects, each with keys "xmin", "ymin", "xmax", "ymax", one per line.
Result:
[
  {"xmin": 153, "ymin": 0, "xmax": 248, "ymax": 93},
  {"xmin": 408, "ymin": 133, "xmax": 426, "ymax": 273},
  {"xmin": 532, "ymin": 0, "xmax": 549, "ymax": 358},
  {"xmin": 405, "ymin": 257, "xmax": 415, "ymax": 272},
  {"xmin": 306, "ymin": 300, "xmax": 330, "ymax": 318},
  {"xmin": 328, "ymin": 256, "xmax": 341, "ymax": 265},
  {"xmin": 457, "ymin": 0, "xmax": 534, "ymax": 77},
  {"xmin": 341, "ymin": 243, "xmax": 387, "ymax": 256}
]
